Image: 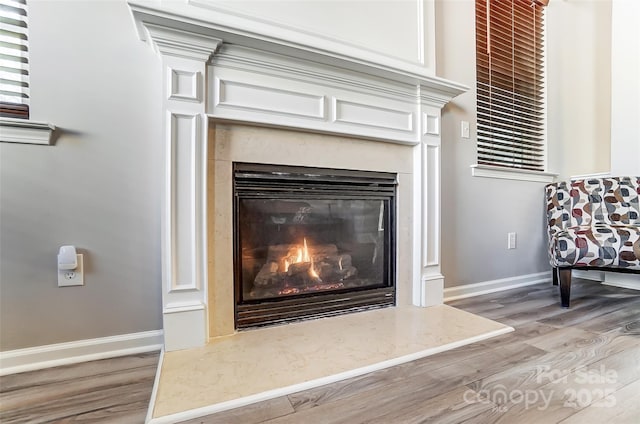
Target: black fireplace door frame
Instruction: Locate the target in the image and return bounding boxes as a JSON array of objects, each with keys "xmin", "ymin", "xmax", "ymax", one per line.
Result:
[{"xmin": 232, "ymin": 162, "xmax": 397, "ymax": 329}]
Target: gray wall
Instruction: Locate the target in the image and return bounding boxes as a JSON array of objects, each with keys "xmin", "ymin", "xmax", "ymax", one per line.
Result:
[
  {"xmin": 0, "ymin": 1, "xmax": 163, "ymax": 350},
  {"xmin": 435, "ymin": 0, "xmax": 617, "ymax": 288},
  {"xmin": 435, "ymin": 0, "xmax": 551, "ymax": 288}
]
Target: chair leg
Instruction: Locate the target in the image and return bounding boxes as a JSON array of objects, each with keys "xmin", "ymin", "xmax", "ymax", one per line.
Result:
[
  {"xmin": 559, "ymin": 268, "xmax": 572, "ymax": 308},
  {"xmin": 552, "ymin": 267, "xmax": 558, "ymax": 286}
]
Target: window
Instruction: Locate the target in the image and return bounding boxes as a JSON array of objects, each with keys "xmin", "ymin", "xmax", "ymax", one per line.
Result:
[
  {"xmin": 0, "ymin": 0, "xmax": 29, "ymax": 119},
  {"xmin": 475, "ymin": 0, "xmax": 546, "ymax": 172},
  {"xmin": 0, "ymin": 0, "xmax": 53, "ymax": 145}
]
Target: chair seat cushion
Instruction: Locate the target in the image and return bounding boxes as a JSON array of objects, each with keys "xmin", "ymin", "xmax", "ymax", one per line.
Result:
[{"xmin": 550, "ymin": 224, "xmax": 640, "ymax": 269}]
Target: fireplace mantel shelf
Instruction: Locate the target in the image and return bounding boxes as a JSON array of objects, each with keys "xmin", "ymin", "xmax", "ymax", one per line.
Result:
[
  {"xmin": 127, "ymin": 1, "xmax": 468, "ymax": 353},
  {"xmin": 128, "ymin": 1, "xmax": 467, "ymax": 95}
]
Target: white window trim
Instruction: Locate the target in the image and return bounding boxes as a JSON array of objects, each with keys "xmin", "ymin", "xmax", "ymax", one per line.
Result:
[
  {"xmin": 471, "ymin": 164, "xmax": 557, "ymax": 183},
  {"xmin": 570, "ymin": 171, "xmax": 611, "ymax": 180},
  {"xmin": 0, "ymin": 118, "xmax": 55, "ymax": 145}
]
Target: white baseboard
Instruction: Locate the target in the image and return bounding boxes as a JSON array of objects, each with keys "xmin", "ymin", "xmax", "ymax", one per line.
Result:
[
  {"xmin": 572, "ymin": 270, "xmax": 606, "ymax": 281},
  {"xmin": 571, "ymin": 270, "xmax": 640, "ymax": 291},
  {"xmin": 0, "ymin": 330, "xmax": 164, "ymax": 376},
  {"xmin": 443, "ymin": 272, "xmax": 550, "ymax": 302},
  {"xmin": 602, "ymin": 272, "xmax": 640, "ymax": 291}
]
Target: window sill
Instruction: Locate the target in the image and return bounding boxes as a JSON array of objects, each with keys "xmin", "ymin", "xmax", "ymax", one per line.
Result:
[
  {"xmin": 0, "ymin": 118, "xmax": 56, "ymax": 145},
  {"xmin": 471, "ymin": 164, "xmax": 557, "ymax": 183}
]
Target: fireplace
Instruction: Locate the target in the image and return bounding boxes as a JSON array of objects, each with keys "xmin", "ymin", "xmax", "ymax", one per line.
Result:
[
  {"xmin": 233, "ymin": 163, "xmax": 396, "ymax": 328},
  {"xmin": 128, "ymin": 3, "xmax": 467, "ymax": 350}
]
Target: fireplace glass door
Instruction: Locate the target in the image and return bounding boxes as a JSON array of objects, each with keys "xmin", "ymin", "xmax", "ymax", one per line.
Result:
[{"xmin": 234, "ymin": 163, "xmax": 396, "ymax": 329}]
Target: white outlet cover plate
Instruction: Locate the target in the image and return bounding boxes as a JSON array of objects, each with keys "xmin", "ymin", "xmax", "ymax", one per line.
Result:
[
  {"xmin": 461, "ymin": 121, "xmax": 470, "ymax": 139},
  {"xmin": 58, "ymin": 254, "xmax": 84, "ymax": 286}
]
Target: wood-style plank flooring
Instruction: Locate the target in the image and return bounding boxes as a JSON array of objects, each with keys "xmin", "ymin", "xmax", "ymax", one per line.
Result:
[
  {"xmin": 0, "ymin": 351, "xmax": 159, "ymax": 423},
  {"xmin": 2, "ymin": 277, "xmax": 639, "ymax": 423}
]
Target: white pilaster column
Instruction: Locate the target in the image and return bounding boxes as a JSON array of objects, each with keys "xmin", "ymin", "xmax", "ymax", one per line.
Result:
[
  {"xmin": 414, "ymin": 89, "xmax": 447, "ymax": 306},
  {"xmin": 141, "ymin": 23, "xmax": 222, "ymax": 351}
]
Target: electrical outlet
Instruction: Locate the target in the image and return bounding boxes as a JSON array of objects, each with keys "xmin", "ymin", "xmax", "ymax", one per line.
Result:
[
  {"xmin": 508, "ymin": 232, "xmax": 517, "ymax": 249},
  {"xmin": 58, "ymin": 254, "xmax": 84, "ymax": 286},
  {"xmin": 461, "ymin": 121, "xmax": 470, "ymax": 139}
]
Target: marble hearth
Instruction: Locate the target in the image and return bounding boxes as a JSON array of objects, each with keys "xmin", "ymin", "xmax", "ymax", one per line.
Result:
[{"xmin": 151, "ymin": 305, "xmax": 512, "ymax": 422}]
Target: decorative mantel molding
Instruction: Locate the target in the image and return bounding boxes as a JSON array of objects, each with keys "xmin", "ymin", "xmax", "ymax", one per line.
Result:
[
  {"xmin": 128, "ymin": 2, "xmax": 467, "ymax": 351},
  {"xmin": 141, "ymin": 23, "xmax": 222, "ymax": 61},
  {"xmin": 128, "ymin": 2, "xmax": 466, "ymax": 103}
]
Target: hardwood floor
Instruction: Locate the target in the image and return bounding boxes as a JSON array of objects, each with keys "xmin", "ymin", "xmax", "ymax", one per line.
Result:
[
  {"xmin": 0, "ymin": 352, "xmax": 159, "ymax": 424},
  {"xmin": 2, "ymin": 278, "xmax": 639, "ymax": 423}
]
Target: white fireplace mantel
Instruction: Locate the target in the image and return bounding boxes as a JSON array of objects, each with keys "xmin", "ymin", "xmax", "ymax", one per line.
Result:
[{"xmin": 128, "ymin": 2, "xmax": 467, "ymax": 351}]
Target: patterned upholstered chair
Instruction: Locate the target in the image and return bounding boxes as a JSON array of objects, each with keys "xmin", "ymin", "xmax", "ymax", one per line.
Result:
[{"xmin": 545, "ymin": 177, "xmax": 640, "ymax": 307}]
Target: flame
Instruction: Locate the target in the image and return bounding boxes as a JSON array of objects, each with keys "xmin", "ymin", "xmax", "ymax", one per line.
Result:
[
  {"xmin": 295, "ymin": 248, "xmax": 302, "ymax": 263},
  {"xmin": 309, "ymin": 260, "xmax": 319, "ymax": 279},
  {"xmin": 291, "ymin": 238, "xmax": 311, "ymax": 264},
  {"xmin": 302, "ymin": 238, "xmax": 311, "ymax": 262},
  {"xmin": 281, "ymin": 238, "xmax": 320, "ymax": 280}
]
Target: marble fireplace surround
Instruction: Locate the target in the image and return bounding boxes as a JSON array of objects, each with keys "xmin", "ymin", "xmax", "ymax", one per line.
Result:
[
  {"xmin": 208, "ymin": 124, "xmax": 415, "ymax": 337},
  {"xmin": 128, "ymin": 2, "xmax": 469, "ymax": 351}
]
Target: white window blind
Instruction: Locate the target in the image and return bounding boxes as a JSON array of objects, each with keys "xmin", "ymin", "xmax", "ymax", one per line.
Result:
[
  {"xmin": 0, "ymin": 0, "xmax": 29, "ymax": 119},
  {"xmin": 475, "ymin": 0, "xmax": 545, "ymax": 171}
]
